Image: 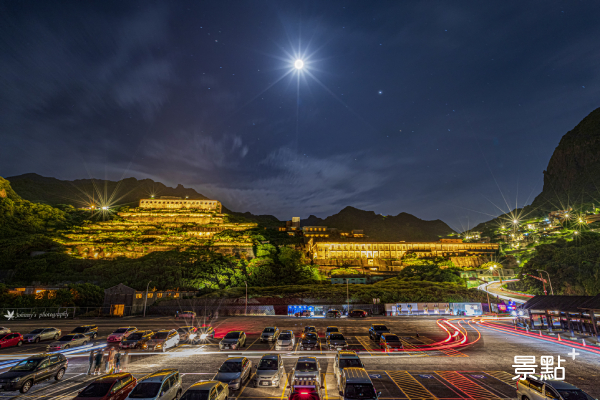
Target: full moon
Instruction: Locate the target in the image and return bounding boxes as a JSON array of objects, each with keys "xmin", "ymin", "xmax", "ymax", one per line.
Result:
[{"xmin": 294, "ymin": 59, "xmax": 304, "ymax": 69}]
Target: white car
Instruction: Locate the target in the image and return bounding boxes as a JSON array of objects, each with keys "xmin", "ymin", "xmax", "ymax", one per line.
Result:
[
  {"xmin": 145, "ymin": 329, "xmax": 180, "ymax": 352},
  {"xmin": 275, "ymin": 330, "xmax": 295, "ymax": 350},
  {"xmin": 0, "ymin": 327, "xmax": 10, "ymax": 335}
]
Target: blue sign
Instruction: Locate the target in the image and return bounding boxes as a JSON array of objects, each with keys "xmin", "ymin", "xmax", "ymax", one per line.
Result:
[
  {"xmin": 471, "ymin": 375, "xmax": 486, "ymax": 379},
  {"xmin": 419, "ymin": 375, "xmax": 434, "ymax": 379},
  {"xmin": 369, "ymin": 374, "xmax": 382, "ymax": 379}
]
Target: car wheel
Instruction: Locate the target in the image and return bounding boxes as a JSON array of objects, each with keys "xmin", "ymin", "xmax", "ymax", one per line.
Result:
[
  {"xmin": 20, "ymin": 380, "xmax": 33, "ymax": 393},
  {"xmin": 55, "ymin": 368, "xmax": 65, "ymax": 380},
  {"xmin": 82, "ymin": 341, "xmax": 88, "ymax": 346},
  {"xmin": 64, "ymin": 345, "xmax": 70, "ymax": 349},
  {"xmin": 35, "ymin": 337, "xmax": 40, "ymax": 343},
  {"xmin": 17, "ymin": 341, "xmax": 23, "ymax": 347},
  {"xmin": 54, "ymin": 334, "xmax": 59, "ymax": 340},
  {"xmin": 522, "ymin": 397, "xmax": 530, "ymax": 400}
]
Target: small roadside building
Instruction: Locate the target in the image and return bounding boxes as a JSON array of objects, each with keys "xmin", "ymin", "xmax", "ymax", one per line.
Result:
[
  {"xmin": 516, "ymin": 295, "xmax": 600, "ymax": 339},
  {"xmin": 103, "ymin": 284, "xmax": 196, "ymax": 316}
]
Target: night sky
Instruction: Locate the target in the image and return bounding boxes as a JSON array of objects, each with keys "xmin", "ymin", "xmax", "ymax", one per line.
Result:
[{"xmin": 2, "ymin": 1, "xmax": 599, "ymax": 229}]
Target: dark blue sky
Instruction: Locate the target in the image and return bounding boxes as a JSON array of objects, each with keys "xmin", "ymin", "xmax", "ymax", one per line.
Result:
[{"xmin": 1, "ymin": 1, "xmax": 599, "ymax": 230}]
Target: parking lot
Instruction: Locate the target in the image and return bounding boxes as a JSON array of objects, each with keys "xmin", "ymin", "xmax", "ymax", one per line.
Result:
[{"xmin": 1, "ymin": 315, "xmax": 599, "ymax": 398}]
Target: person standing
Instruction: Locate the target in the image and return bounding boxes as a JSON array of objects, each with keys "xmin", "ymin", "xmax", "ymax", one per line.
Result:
[
  {"xmin": 114, "ymin": 350, "xmax": 122, "ymax": 372},
  {"xmin": 105, "ymin": 348, "xmax": 115, "ymax": 374},
  {"xmin": 94, "ymin": 350, "xmax": 103, "ymax": 375},
  {"xmin": 87, "ymin": 350, "xmax": 95, "ymax": 375}
]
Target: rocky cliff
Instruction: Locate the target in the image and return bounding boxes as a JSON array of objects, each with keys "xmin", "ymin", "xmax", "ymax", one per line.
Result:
[{"xmin": 530, "ymin": 107, "xmax": 600, "ymax": 210}]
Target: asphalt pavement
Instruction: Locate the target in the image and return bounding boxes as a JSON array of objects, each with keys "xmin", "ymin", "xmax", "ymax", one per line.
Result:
[{"xmin": 0, "ymin": 315, "xmax": 598, "ymax": 399}]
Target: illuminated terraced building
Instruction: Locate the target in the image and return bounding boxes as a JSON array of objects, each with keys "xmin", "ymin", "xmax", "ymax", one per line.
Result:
[{"xmin": 139, "ymin": 196, "xmax": 222, "ymax": 212}]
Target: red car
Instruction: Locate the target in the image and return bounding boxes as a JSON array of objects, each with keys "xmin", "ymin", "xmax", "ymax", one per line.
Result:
[
  {"xmin": 74, "ymin": 373, "xmax": 136, "ymax": 400},
  {"xmin": 0, "ymin": 333, "xmax": 23, "ymax": 349}
]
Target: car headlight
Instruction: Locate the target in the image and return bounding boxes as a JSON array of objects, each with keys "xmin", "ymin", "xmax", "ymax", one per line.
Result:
[
  {"xmin": 156, "ymin": 343, "xmax": 162, "ymax": 348},
  {"xmin": 11, "ymin": 377, "xmax": 21, "ymax": 382},
  {"xmin": 200, "ymin": 333, "xmax": 208, "ymax": 339},
  {"xmin": 189, "ymin": 333, "xmax": 197, "ymax": 339},
  {"xmin": 231, "ymin": 344, "xmax": 237, "ymax": 349},
  {"xmin": 230, "ymin": 378, "xmax": 240, "ymax": 384}
]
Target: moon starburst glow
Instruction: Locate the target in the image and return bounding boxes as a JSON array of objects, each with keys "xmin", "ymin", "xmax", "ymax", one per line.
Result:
[{"xmin": 294, "ymin": 59, "xmax": 304, "ymax": 69}]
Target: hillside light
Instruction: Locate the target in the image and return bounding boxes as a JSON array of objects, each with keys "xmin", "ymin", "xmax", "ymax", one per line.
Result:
[
  {"xmin": 101, "ymin": 206, "xmax": 108, "ymax": 210},
  {"xmin": 513, "ymin": 219, "xmax": 518, "ymax": 224},
  {"xmin": 574, "ymin": 231, "xmax": 579, "ymax": 235},
  {"xmin": 565, "ymin": 213, "xmax": 569, "ymax": 218},
  {"xmin": 501, "ymin": 226, "xmax": 505, "ymax": 229}
]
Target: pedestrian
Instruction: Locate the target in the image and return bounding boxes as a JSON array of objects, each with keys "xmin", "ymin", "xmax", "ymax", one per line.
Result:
[
  {"xmin": 175, "ymin": 310, "xmax": 179, "ymax": 319},
  {"xmin": 87, "ymin": 350, "xmax": 95, "ymax": 375},
  {"xmin": 105, "ymin": 348, "xmax": 115, "ymax": 373},
  {"xmin": 114, "ymin": 350, "xmax": 122, "ymax": 372},
  {"xmin": 94, "ymin": 351, "xmax": 103, "ymax": 375}
]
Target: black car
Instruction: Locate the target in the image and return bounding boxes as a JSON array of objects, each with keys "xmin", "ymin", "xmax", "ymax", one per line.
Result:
[
  {"xmin": 368, "ymin": 324, "xmax": 390, "ymax": 341},
  {"xmin": 71, "ymin": 325, "xmax": 98, "ymax": 340},
  {"xmin": 349, "ymin": 310, "xmax": 368, "ymax": 318},
  {"xmin": 0, "ymin": 353, "xmax": 67, "ymax": 393},
  {"xmin": 119, "ymin": 330, "xmax": 154, "ymax": 349},
  {"xmin": 300, "ymin": 332, "xmax": 319, "ymax": 350}
]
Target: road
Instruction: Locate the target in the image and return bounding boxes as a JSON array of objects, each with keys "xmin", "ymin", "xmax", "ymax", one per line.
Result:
[
  {"xmin": 479, "ymin": 280, "xmax": 534, "ymax": 304},
  {"xmin": 0, "ymin": 315, "xmax": 598, "ymax": 399}
]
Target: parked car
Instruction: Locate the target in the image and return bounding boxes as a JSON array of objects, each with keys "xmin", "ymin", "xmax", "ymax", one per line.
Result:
[
  {"xmin": 300, "ymin": 333, "xmax": 319, "ymax": 351},
  {"xmin": 275, "ymin": 330, "xmax": 295, "ymax": 350},
  {"xmin": 301, "ymin": 326, "xmax": 317, "ymax": 338},
  {"xmin": 107, "ymin": 327, "xmax": 138, "ymax": 343},
  {"xmin": 261, "ymin": 327, "xmax": 280, "ymax": 343},
  {"xmin": 176, "ymin": 311, "xmax": 196, "ymax": 320},
  {"xmin": 180, "ymin": 380, "xmax": 229, "ymax": 400},
  {"xmin": 368, "ymin": 325, "xmax": 390, "ymax": 341},
  {"xmin": 516, "ymin": 375, "xmax": 595, "ymax": 400},
  {"xmin": 0, "ymin": 327, "xmax": 11, "ymax": 334},
  {"xmin": 349, "ymin": 310, "xmax": 368, "ymax": 318},
  {"xmin": 213, "ymin": 357, "xmax": 252, "ymax": 390},
  {"xmin": 145, "ymin": 330, "xmax": 179, "ymax": 352},
  {"xmin": 253, "ymin": 354, "xmax": 285, "ymax": 388},
  {"xmin": 120, "ymin": 330, "xmax": 154, "ymax": 349},
  {"xmin": 126, "ymin": 369, "xmax": 181, "ymax": 400},
  {"xmin": 339, "ymin": 367, "xmax": 380, "ymax": 400},
  {"xmin": 74, "ymin": 372, "xmax": 136, "ymax": 400},
  {"xmin": 326, "ymin": 333, "xmax": 348, "ymax": 351},
  {"xmin": 0, "ymin": 353, "xmax": 67, "ymax": 393},
  {"xmin": 193, "ymin": 325, "xmax": 215, "ymax": 342},
  {"xmin": 47, "ymin": 334, "xmax": 89, "ymax": 351},
  {"xmin": 325, "ymin": 326, "xmax": 340, "ymax": 339},
  {"xmin": 176, "ymin": 326, "xmax": 198, "ymax": 342},
  {"xmin": 219, "ymin": 331, "xmax": 246, "ymax": 350},
  {"xmin": 379, "ymin": 333, "xmax": 403, "ymax": 352},
  {"xmin": 71, "ymin": 325, "xmax": 98, "ymax": 340},
  {"xmin": 334, "ymin": 351, "xmax": 364, "ymax": 387},
  {"xmin": 326, "ymin": 310, "xmax": 341, "ymax": 318},
  {"xmin": 295, "ymin": 310, "xmax": 312, "ymax": 317},
  {"xmin": 0, "ymin": 333, "xmax": 23, "ymax": 349},
  {"xmin": 291, "ymin": 357, "xmax": 322, "ymax": 387},
  {"xmin": 23, "ymin": 328, "xmax": 61, "ymax": 343},
  {"xmin": 288, "ymin": 379, "xmax": 324, "ymax": 400}
]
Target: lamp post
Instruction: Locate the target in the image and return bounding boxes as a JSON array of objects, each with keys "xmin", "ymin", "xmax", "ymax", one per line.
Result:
[
  {"xmin": 537, "ymin": 270, "xmax": 554, "ymax": 295},
  {"xmin": 245, "ymin": 281, "xmax": 248, "ymax": 316},
  {"xmin": 143, "ymin": 280, "xmax": 152, "ymax": 318},
  {"xmin": 346, "ymin": 278, "xmax": 350, "ymax": 316}
]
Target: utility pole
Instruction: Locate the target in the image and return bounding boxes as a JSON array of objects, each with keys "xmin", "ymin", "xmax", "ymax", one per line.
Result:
[
  {"xmin": 346, "ymin": 278, "xmax": 350, "ymax": 316},
  {"xmin": 537, "ymin": 270, "xmax": 554, "ymax": 295},
  {"xmin": 143, "ymin": 280, "xmax": 152, "ymax": 318},
  {"xmin": 245, "ymin": 281, "xmax": 248, "ymax": 316}
]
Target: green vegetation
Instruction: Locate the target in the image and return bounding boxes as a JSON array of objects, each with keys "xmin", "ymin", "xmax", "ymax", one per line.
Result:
[{"xmin": 0, "ymin": 283, "xmax": 104, "ymax": 308}]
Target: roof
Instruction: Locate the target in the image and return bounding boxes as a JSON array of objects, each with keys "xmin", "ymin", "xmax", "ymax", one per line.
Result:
[
  {"xmin": 225, "ymin": 357, "xmax": 245, "ymax": 362},
  {"xmin": 260, "ymin": 354, "xmax": 279, "ymax": 360},
  {"xmin": 579, "ymin": 294, "xmax": 600, "ymax": 310},
  {"xmin": 343, "ymin": 367, "xmax": 371, "ymax": 383},
  {"xmin": 95, "ymin": 373, "xmax": 131, "ymax": 383},
  {"xmin": 296, "ymin": 357, "xmax": 317, "ymax": 362},
  {"xmin": 338, "ymin": 351, "xmax": 359, "ymax": 358},
  {"xmin": 520, "ymin": 295, "xmax": 596, "ymax": 312},
  {"xmin": 530, "ymin": 377, "xmax": 578, "ymax": 390},
  {"xmin": 143, "ymin": 369, "xmax": 177, "ymax": 382},
  {"xmin": 188, "ymin": 381, "xmax": 220, "ymax": 390}
]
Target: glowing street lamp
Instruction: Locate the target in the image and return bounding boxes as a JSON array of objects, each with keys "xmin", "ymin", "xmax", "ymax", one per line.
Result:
[{"xmin": 294, "ymin": 59, "xmax": 304, "ymax": 69}]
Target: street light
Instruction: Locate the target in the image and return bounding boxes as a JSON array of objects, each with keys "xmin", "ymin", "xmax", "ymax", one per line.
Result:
[
  {"xmin": 143, "ymin": 280, "xmax": 152, "ymax": 317},
  {"xmin": 537, "ymin": 270, "xmax": 554, "ymax": 295},
  {"xmin": 245, "ymin": 281, "xmax": 248, "ymax": 316}
]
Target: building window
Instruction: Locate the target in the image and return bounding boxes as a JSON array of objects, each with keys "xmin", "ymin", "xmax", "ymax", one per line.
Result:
[
  {"xmin": 174, "ymin": 293, "xmax": 180, "ymax": 298},
  {"xmin": 157, "ymin": 293, "xmax": 163, "ymax": 298},
  {"xmin": 135, "ymin": 293, "xmax": 142, "ymax": 299},
  {"xmin": 147, "ymin": 293, "xmax": 154, "ymax": 298}
]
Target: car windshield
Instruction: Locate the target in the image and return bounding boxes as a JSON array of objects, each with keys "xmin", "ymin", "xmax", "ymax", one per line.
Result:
[
  {"xmin": 72, "ymin": 327, "xmax": 88, "ymax": 333},
  {"xmin": 177, "ymin": 328, "xmax": 192, "ymax": 333},
  {"xmin": 114, "ymin": 328, "xmax": 128, "ymax": 334},
  {"xmin": 558, "ymin": 390, "xmax": 594, "ymax": 400},
  {"xmin": 263, "ymin": 328, "xmax": 275, "ymax": 333},
  {"xmin": 219, "ymin": 362, "xmax": 242, "ymax": 372},
  {"xmin": 385, "ymin": 335, "xmax": 400, "ymax": 342},
  {"xmin": 224, "ymin": 332, "xmax": 240, "ymax": 339},
  {"xmin": 11, "ymin": 359, "xmax": 41, "ymax": 371},
  {"xmin": 304, "ymin": 333, "xmax": 317, "ymax": 340},
  {"xmin": 127, "ymin": 333, "xmax": 144, "ymax": 340},
  {"xmin": 345, "ymin": 383, "xmax": 377, "ymax": 399},
  {"xmin": 129, "ymin": 382, "xmax": 161, "ymax": 398},
  {"xmin": 339, "ymin": 359, "xmax": 363, "ymax": 368},
  {"xmin": 305, "ymin": 327, "xmax": 316, "ymax": 332},
  {"xmin": 0, "ymin": 334, "xmax": 9, "ymax": 340},
  {"xmin": 327, "ymin": 328, "xmax": 339, "ymax": 332},
  {"xmin": 279, "ymin": 334, "xmax": 292, "ymax": 340},
  {"xmin": 59, "ymin": 335, "xmax": 76, "ymax": 341},
  {"xmin": 329, "ymin": 334, "xmax": 344, "ymax": 340},
  {"xmin": 373, "ymin": 325, "xmax": 387, "ymax": 331},
  {"xmin": 29, "ymin": 329, "xmax": 44, "ymax": 334},
  {"xmin": 258, "ymin": 359, "xmax": 278, "ymax": 370},
  {"xmin": 152, "ymin": 332, "xmax": 169, "ymax": 339},
  {"xmin": 295, "ymin": 362, "xmax": 317, "ymax": 372},
  {"xmin": 180, "ymin": 390, "xmax": 210, "ymax": 400},
  {"xmin": 77, "ymin": 382, "xmax": 113, "ymax": 397}
]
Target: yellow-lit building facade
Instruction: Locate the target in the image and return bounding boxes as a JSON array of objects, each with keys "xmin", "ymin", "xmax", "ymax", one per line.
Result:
[{"xmin": 139, "ymin": 197, "xmax": 222, "ymax": 212}]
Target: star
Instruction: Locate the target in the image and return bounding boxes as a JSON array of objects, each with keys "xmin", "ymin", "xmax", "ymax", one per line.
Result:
[{"xmin": 378, "ymin": 90, "xmax": 383, "ymax": 95}]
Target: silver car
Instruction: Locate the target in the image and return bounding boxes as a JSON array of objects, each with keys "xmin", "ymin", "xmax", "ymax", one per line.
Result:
[
  {"xmin": 275, "ymin": 330, "xmax": 295, "ymax": 350},
  {"xmin": 253, "ymin": 354, "xmax": 285, "ymax": 388},
  {"xmin": 291, "ymin": 357, "xmax": 322, "ymax": 387},
  {"xmin": 47, "ymin": 334, "xmax": 89, "ymax": 351},
  {"xmin": 334, "ymin": 351, "xmax": 364, "ymax": 387},
  {"xmin": 219, "ymin": 331, "xmax": 246, "ymax": 350},
  {"xmin": 180, "ymin": 380, "xmax": 229, "ymax": 400},
  {"xmin": 260, "ymin": 327, "xmax": 279, "ymax": 342},
  {"xmin": 23, "ymin": 328, "xmax": 61, "ymax": 343},
  {"xmin": 213, "ymin": 357, "xmax": 252, "ymax": 390},
  {"xmin": 126, "ymin": 369, "xmax": 182, "ymax": 400}
]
